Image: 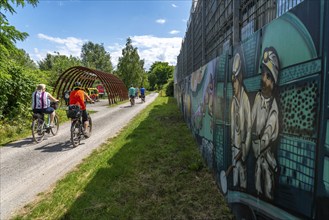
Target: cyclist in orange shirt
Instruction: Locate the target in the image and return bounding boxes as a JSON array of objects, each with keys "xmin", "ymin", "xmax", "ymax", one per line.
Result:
[{"xmin": 69, "ymin": 82, "xmax": 94, "ymax": 137}]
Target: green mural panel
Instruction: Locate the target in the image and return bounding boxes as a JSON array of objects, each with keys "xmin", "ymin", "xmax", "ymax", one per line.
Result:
[
  {"xmin": 326, "ymin": 120, "xmax": 329, "ymax": 152},
  {"xmin": 217, "ymin": 55, "xmax": 227, "ymax": 82},
  {"xmin": 241, "ymin": 32, "xmax": 260, "ymax": 78},
  {"xmin": 324, "ymin": 157, "xmax": 329, "ymax": 194},
  {"xmin": 262, "ymin": 12, "xmax": 317, "ymax": 70},
  {"xmin": 279, "ymin": 59, "xmax": 321, "ymax": 86},
  {"xmin": 226, "ymin": 84, "xmax": 233, "ymax": 122},
  {"xmin": 214, "ymin": 124, "xmax": 224, "ymax": 169},
  {"xmin": 278, "ymin": 135, "xmax": 316, "ymax": 192}
]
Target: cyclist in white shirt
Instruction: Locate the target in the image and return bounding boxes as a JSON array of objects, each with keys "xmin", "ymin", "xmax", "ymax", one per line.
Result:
[{"xmin": 32, "ymin": 84, "xmax": 59, "ymax": 127}]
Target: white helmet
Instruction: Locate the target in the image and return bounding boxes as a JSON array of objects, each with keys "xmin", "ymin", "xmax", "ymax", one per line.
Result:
[
  {"xmin": 232, "ymin": 53, "xmax": 241, "ymax": 77},
  {"xmin": 262, "ymin": 47, "xmax": 280, "ymax": 84}
]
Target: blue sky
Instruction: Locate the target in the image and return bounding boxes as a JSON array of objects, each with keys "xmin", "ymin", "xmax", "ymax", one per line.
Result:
[{"xmin": 5, "ymin": 0, "xmax": 192, "ymax": 70}]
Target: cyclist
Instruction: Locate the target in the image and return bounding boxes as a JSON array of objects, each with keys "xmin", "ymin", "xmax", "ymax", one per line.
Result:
[
  {"xmin": 128, "ymin": 85, "xmax": 136, "ymax": 104},
  {"xmin": 135, "ymin": 87, "xmax": 139, "ymax": 99},
  {"xmin": 69, "ymin": 82, "xmax": 94, "ymax": 137},
  {"xmin": 63, "ymin": 89, "xmax": 71, "ymax": 106},
  {"xmin": 32, "ymin": 84, "xmax": 59, "ymax": 127},
  {"xmin": 140, "ymin": 86, "xmax": 146, "ymax": 101}
]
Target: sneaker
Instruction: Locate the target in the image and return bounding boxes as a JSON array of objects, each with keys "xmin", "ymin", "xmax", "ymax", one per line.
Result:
[{"xmin": 49, "ymin": 123, "xmax": 55, "ymax": 128}]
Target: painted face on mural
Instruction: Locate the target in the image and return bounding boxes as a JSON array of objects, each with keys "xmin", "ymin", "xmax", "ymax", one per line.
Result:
[
  {"xmin": 261, "ymin": 70, "xmax": 274, "ymax": 98},
  {"xmin": 232, "ymin": 53, "xmax": 242, "ymax": 99},
  {"xmin": 232, "ymin": 75, "xmax": 241, "ymax": 98}
]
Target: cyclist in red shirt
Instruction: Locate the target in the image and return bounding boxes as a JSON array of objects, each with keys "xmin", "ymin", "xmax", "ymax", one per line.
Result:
[{"xmin": 69, "ymin": 82, "xmax": 94, "ymax": 137}]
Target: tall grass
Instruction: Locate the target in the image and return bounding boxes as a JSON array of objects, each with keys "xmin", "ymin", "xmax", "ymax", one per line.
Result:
[{"xmin": 13, "ymin": 97, "xmax": 233, "ymax": 219}]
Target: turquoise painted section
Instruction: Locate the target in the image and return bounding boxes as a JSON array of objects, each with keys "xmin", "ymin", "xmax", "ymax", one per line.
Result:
[
  {"xmin": 261, "ymin": 12, "xmax": 317, "ymax": 71},
  {"xmin": 326, "ymin": 121, "xmax": 329, "ymax": 152},
  {"xmin": 324, "ymin": 157, "xmax": 329, "ymax": 194}
]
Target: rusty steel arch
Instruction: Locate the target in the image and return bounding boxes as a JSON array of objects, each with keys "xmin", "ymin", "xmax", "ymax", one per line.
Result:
[{"xmin": 53, "ymin": 66, "xmax": 128, "ymax": 105}]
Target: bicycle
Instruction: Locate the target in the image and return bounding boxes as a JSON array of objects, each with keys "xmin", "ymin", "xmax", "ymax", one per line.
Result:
[
  {"xmin": 67, "ymin": 105, "xmax": 92, "ymax": 147},
  {"xmin": 130, "ymin": 96, "xmax": 135, "ymax": 106},
  {"xmin": 140, "ymin": 94, "xmax": 145, "ymax": 103},
  {"xmin": 31, "ymin": 102, "xmax": 59, "ymax": 143}
]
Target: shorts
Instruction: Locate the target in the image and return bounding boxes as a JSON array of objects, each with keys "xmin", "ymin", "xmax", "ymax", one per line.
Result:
[
  {"xmin": 82, "ymin": 109, "xmax": 88, "ymax": 122},
  {"xmin": 130, "ymin": 95, "xmax": 135, "ymax": 99},
  {"xmin": 33, "ymin": 107, "xmax": 54, "ymax": 114}
]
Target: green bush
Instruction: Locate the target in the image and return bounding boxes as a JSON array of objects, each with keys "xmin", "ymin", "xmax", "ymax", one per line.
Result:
[
  {"xmin": 0, "ymin": 62, "xmax": 42, "ymax": 120},
  {"xmin": 165, "ymin": 79, "xmax": 174, "ymax": 97}
]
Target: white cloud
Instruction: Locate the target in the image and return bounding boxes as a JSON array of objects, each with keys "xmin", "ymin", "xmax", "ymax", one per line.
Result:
[
  {"xmin": 108, "ymin": 35, "xmax": 182, "ymax": 70},
  {"xmin": 172, "ymin": 4, "xmax": 178, "ymax": 8},
  {"xmin": 107, "ymin": 42, "xmax": 124, "ymax": 69},
  {"xmin": 29, "ymin": 33, "xmax": 182, "ymax": 71},
  {"xmin": 169, "ymin": 30, "xmax": 180, "ymax": 35},
  {"xmin": 156, "ymin": 19, "xmax": 166, "ymax": 24},
  {"xmin": 108, "ymin": 35, "xmax": 182, "ymax": 71},
  {"xmin": 37, "ymin": 33, "xmax": 86, "ymax": 57}
]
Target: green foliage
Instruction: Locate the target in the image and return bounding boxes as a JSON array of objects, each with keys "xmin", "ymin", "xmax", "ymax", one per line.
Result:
[
  {"xmin": 116, "ymin": 37, "xmax": 145, "ymax": 87},
  {"xmin": 148, "ymin": 72, "xmax": 157, "ymax": 90},
  {"xmin": 38, "ymin": 52, "xmax": 82, "ymax": 87},
  {"xmin": 0, "ymin": 20, "xmax": 28, "ymax": 57},
  {"xmin": 0, "ymin": 0, "xmax": 38, "ymax": 59},
  {"xmin": 10, "ymin": 48, "xmax": 38, "ymax": 69},
  {"xmin": 81, "ymin": 41, "xmax": 113, "ymax": 73},
  {"xmin": 165, "ymin": 78, "xmax": 174, "ymax": 97},
  {"xmin": 0, "ymin": 62, "xmax": 37, "ymax": 119},
  {"xmin": 148, "ymin": 61, "xmax": 174, "ymax": 91}
]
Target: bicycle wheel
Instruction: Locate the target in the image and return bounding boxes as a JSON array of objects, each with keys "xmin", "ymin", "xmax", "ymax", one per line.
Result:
[
  {"xmin": 32, "ymin": 118, "xmax": 45, "ymax": 143},
  {"xmin": 87, "ymin": 115, "xmax": 92, "ymax": 136},
  {"xmin": 71, "ymin": 120, "xmax": 81, "ymax": 147},
  {"xmin": 51, "ymin": 115, "xmax": 59, "ymax": 136}
]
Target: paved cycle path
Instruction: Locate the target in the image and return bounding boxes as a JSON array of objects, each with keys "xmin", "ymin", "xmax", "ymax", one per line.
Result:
[{"xmin": 0, "ymin": 93, "xmax": 158, "ymax": 220}]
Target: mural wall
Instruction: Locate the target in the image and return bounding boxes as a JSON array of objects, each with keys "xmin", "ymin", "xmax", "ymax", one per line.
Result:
[{"xmin": 175, "ymin": 1, "xmax": 329, "ymax": 219}]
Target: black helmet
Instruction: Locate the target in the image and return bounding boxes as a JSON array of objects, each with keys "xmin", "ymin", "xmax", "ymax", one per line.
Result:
[
  {"xmin": 74, "ymin": 82, "xmax": 81, "ymax": 87},
  {"xmin": 74, "ymin": 82, "xmax": 82, "ymax": 89}
]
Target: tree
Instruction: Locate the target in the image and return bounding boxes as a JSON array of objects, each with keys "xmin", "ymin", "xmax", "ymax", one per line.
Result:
[
  {"xmin": 116, "ymin": 37, "xmax": 145, "ymax": 88},
  {"xmin": 148, "ymin": 61, "xmax": 174, "ymax": 90},
  {"xmin": 0, "ymin": 0, "xmax": 38, "ymax": 58},
  {"xmin": 81, "ymin": 41, "xmax": 113, "ymax": 73},
  {"xmin": 38, "ymin": 52, "xmax": 81, "ymax": 86},
  {"xmin": 0, "ymin": 0, "xmax": 40, "ymax": 120},
  {"xmin": 148, "ymin": 72, "xmax": 157, "ymax": 90},
  {"xmin": 10, "ymin": 49, "xmax": 37, "ymax": 69}
]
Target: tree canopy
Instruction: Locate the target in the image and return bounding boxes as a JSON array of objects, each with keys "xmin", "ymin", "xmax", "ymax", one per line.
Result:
[
  {"xmin": 0, "ymin": 0, "xmax": 38, "ymax": 58},
  {"xmin": 81, "ymin": 41, "xmax": 113, "ymax": 73},
  {"xmin": 38, "ymin": 52, "xmax": 82, "ymax": 86},
  {"xmin": 148, "ymin": 61, "xmax": 174, "ymax": 90},
  {"xmin": 116, "ymin": 37, "xmax": 145, "ymax": 88}
]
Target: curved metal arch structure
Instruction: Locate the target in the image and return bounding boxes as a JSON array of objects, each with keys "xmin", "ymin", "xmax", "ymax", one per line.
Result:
[{"xmin": 53, "ymin": 66, "xmax": 128, "ymax": 105}]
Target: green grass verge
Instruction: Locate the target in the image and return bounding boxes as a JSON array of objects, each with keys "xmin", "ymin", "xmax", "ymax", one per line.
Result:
[{"xmin": 12, "ymin": 96, "xmax": 233, "ymax": 219}]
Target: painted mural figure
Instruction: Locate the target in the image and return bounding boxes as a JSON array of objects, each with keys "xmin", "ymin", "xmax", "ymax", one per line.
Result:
[
  {"xmin": 251, "ymin": 47, "xmax": 280, "ymax": 200},
  {"xmin": 230, "ymin": 53, "xmax": 251, "ymax": 189},
  {"xmin": 204, "ymin": 74, "xmax": 214, "ymax": 131},
  {"xmin": 204, "ymin": 74, "xmax": 214, "ymax": 117}
]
